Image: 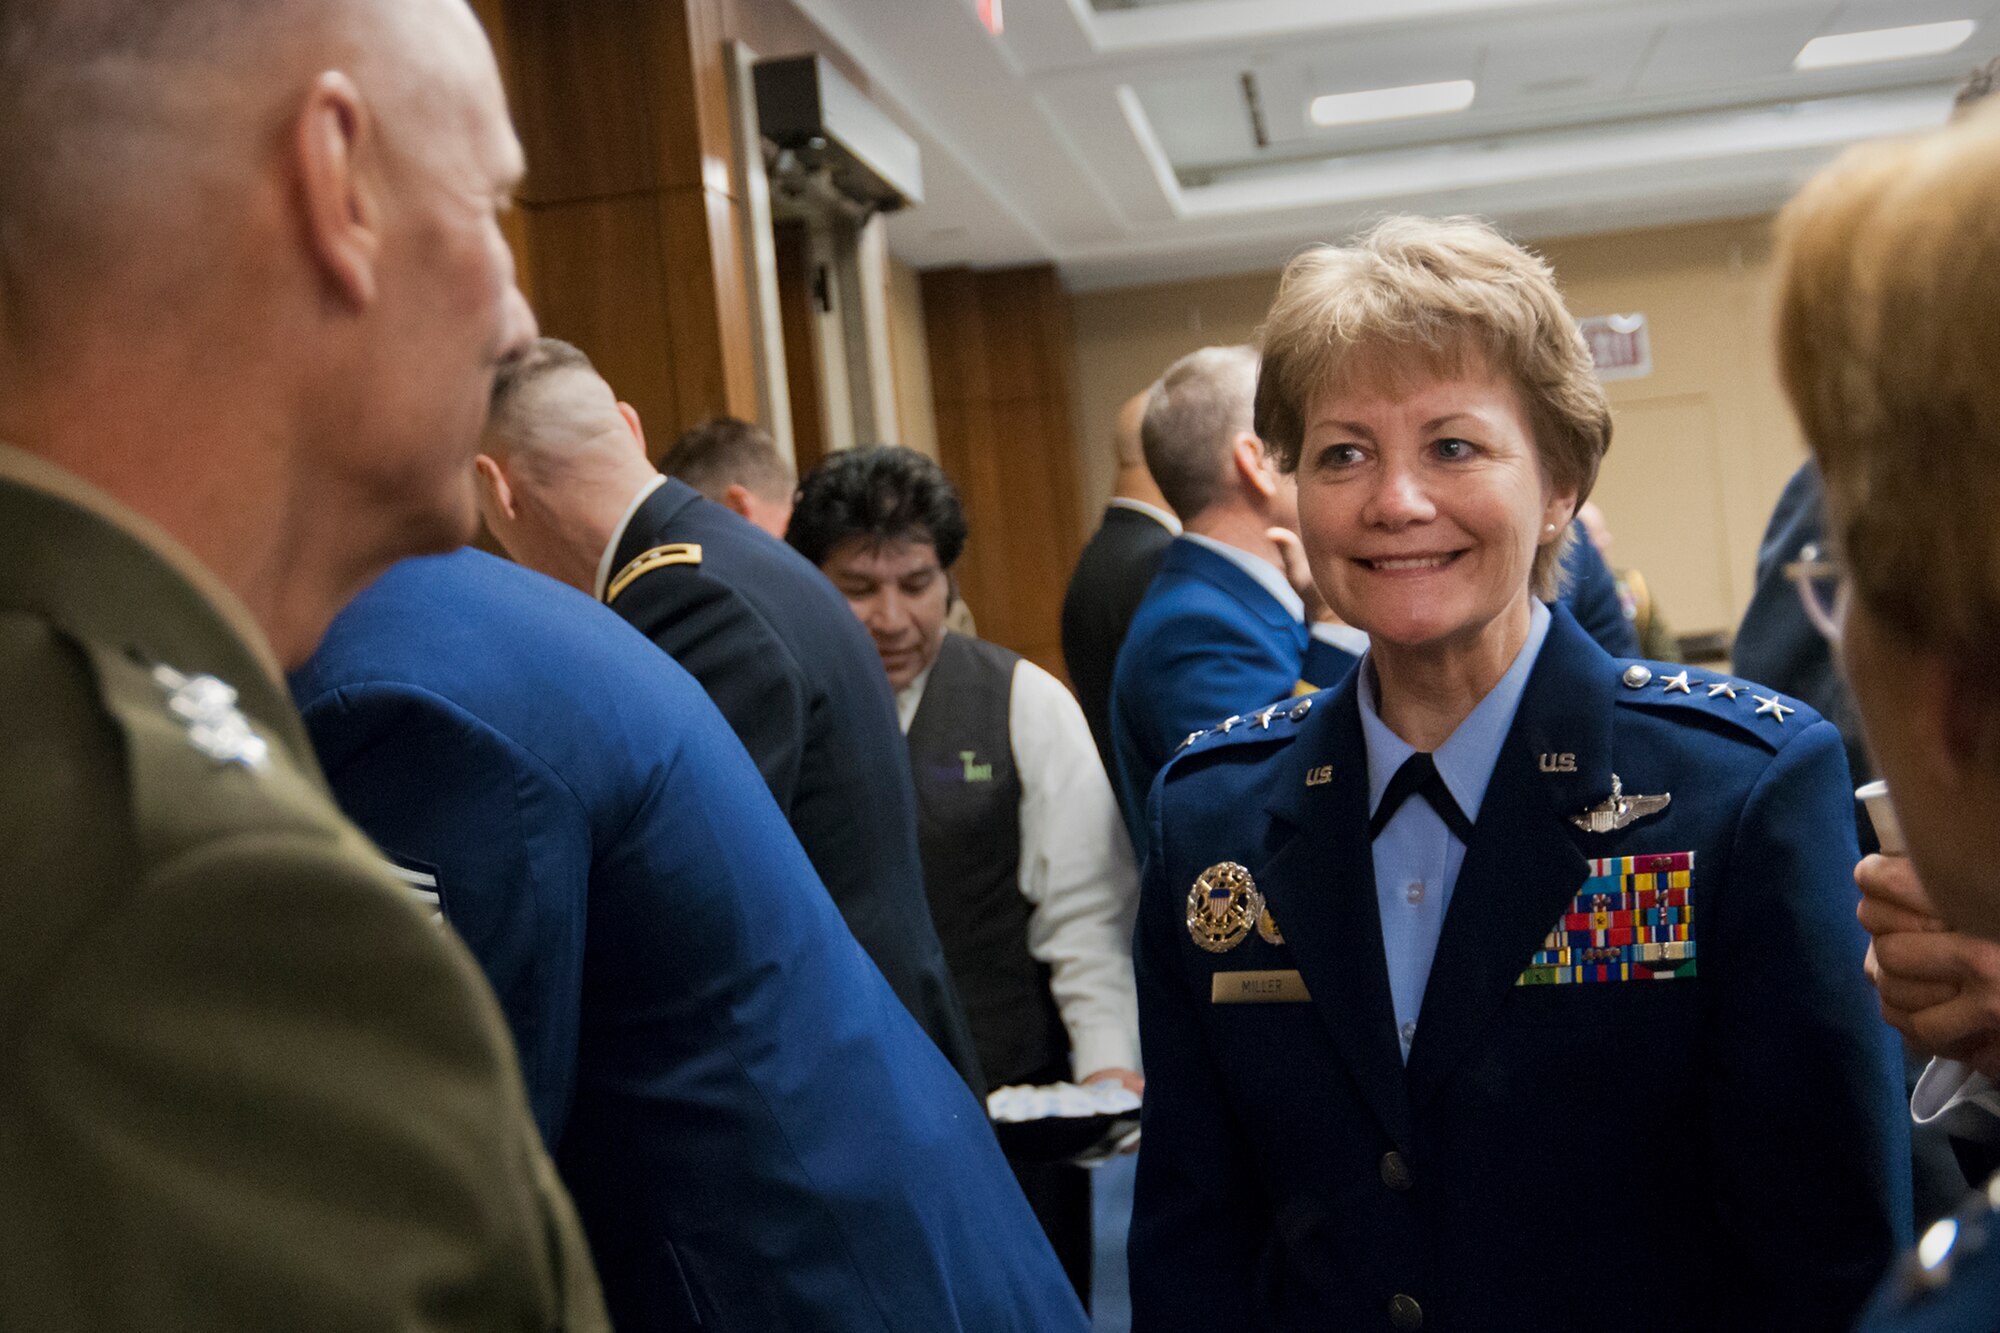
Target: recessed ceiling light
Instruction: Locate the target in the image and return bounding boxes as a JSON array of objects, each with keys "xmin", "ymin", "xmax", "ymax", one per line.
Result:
[
  {"xmin": 1308, "ymin": 79, "xmax": 1476, "ymax": 130},
  {"xmin": 1795, "ymin": 20, "xmax": 1976, "ymax": 71}
]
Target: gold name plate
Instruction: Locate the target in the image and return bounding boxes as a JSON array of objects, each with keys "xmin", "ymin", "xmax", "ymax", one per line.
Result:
[{"xmin": 1211, "ymin": 969, "xmax": 1312, "ymax": 1004}]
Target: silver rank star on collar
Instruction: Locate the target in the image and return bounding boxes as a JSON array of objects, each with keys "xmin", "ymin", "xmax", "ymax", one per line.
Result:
[
  {"xmin": 1570, "ymin": 773, "xmax": 1671, "ymax": 834},
  {"xmin": 1707, "ymin": 681, "xmax": 1739, "ymax": 700},
  {"xmin": 153, "ymin": 664, "xmax": 271, "ymax": 773},
  {"xmin": 1659, "ymin": 670, "xmax": 1694, "ymax": 694}
]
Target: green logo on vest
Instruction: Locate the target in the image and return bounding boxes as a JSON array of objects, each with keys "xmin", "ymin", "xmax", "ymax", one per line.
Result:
[{"xmin": 959, "ymin": 750, "xmax": 994, "ymax": 782}]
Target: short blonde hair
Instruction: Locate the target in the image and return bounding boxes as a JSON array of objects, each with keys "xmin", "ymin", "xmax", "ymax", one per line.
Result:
[
  {"xmin": 1774, "ymin": 103, "xmax": 2000, "ymax": 662},
  {"xmin": 1255, "ymin": 216, "xmax": 1611, "ymax": 599}
]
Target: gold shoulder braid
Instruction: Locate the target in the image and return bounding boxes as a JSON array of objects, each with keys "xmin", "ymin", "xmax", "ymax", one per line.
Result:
[{"xmin": 604, "ymin": 543, "xmax": 702, "ymax": 605}]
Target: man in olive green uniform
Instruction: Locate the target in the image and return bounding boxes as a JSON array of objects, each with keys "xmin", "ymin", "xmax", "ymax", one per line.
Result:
[{"xmin": 0, "ymin": 0, "xmax": 607, "ymax": 1327}]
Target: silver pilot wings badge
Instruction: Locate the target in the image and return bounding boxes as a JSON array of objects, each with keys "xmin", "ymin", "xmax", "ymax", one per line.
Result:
[{"xmin": 1570, "ymin": 773, "xmax": 1670, "ymax": 834}]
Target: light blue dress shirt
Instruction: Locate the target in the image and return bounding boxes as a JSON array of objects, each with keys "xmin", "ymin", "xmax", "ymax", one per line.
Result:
[{"xmin": 1356, "ymin": 599, "xmax": 1552, "ymax": 1061}]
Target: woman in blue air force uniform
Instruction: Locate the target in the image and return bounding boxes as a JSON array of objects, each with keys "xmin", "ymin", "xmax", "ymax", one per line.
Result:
[{"xmin": 1127, "ymin": 216, "xmax": 1910, "ymax": 1333}]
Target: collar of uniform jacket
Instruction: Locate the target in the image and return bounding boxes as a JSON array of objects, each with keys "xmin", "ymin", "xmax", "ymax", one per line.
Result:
[{"xmin": 0, "ymin": 440, "xmax": 286, "ymax": 693}]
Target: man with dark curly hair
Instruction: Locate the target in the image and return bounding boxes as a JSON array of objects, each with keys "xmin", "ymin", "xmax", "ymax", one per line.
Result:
[{"xmin": 791, "ymin": 445, "xmax": 1142, "ymax": 1305}]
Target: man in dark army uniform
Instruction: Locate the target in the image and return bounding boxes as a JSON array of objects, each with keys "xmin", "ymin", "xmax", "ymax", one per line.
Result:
[
  {"xmin": 0, "ymin": 0, "xmax": 607, "ymax": 1328},
  {"xmin": 474, "ymin": 339, "xmax": 984, "ymax": 1092}
]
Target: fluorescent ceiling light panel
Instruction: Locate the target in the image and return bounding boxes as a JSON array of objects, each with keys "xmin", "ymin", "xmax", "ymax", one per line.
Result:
[
  {"xmin": 1795, "ymin": 20, "xmax": 1975, "ymax": 71},
  {"xmin": 1309, "ymin": 79, "xmax": 1476, "ymax": 129}
]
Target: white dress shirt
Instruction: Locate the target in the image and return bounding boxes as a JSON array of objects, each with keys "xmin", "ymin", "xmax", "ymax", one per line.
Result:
[
  {"xmin": 899, "ymin": 656, "xmax": 1143, "ymax": 1076},
  {"xmin": 591, "ymin": 474, "xmax": 669, "ymax": 602},
  {"xmin": 1108, "ymin": 496, "xmax": 1182, "ymax": 535},
  {"xmin": 1357, "ymin": 599, "xmax": 1552, "ymax": 1060},
  {"xmin": 1912, "ymin": 1058, "xmax": 2000, "ymax": 1139}
]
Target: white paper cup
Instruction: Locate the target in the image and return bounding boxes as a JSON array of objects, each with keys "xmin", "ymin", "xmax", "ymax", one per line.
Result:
[{"xmin": 1856, "ymin": 780, "xmax": 1906, "ymax": 856}]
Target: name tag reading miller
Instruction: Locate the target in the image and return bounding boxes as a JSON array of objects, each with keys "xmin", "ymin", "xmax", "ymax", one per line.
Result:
[{"xmin": 1211, "ymin": 969, "xmax": 1312, "ymax": 1004}]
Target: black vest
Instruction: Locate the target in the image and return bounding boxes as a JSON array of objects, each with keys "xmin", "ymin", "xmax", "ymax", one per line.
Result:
[{"xmin": 906, "ymin": 633, "xmax": 1069, "ymax": 1089}]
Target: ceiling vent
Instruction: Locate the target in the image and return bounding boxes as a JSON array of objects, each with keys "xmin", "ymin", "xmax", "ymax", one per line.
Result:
[{"xmin": 754, "ymin": 55, "xmax": 924, "ymax": 219}]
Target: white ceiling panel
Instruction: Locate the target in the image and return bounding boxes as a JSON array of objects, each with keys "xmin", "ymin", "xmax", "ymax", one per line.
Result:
[
  {"xmin": 1629, "ymin": 7, "xmax": 1836, "ymax": 95},
  {"xmin": 1833, "ymin": 0, "xmax": 1999, "ymax": 29},
  {"xmin": 1480, "ymin": 15, "xmax": 1659, "ymax": 107},
  {"xmin": 1130, "ymin": 72, "xmax": 1255, "ymax": 166},
  {"xmin": 803, "ymin": 0, "xmax": 1991, "ymax": 289}
]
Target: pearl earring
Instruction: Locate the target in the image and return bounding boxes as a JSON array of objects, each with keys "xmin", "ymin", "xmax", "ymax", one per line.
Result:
[{"xmin": 1543, "ymin": 522, "xmax": 1556, "ymax": 534}]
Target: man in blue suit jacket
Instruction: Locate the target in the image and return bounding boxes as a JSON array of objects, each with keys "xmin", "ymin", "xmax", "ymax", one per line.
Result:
[
  {"xmin": 292, "ymin": 548, "xmax": 1088, "ymax": 1333},
  {"xmin": 470, "ymin": 339, "xmax": 981, "ymax": 1094},
  {"xmin": 1108, "ymin": 346, "xmax": 1366, "ymax": 846},
  {"xmin": 1130, "ymin": 602, "xmax": 1908, "ymax": 1332}
]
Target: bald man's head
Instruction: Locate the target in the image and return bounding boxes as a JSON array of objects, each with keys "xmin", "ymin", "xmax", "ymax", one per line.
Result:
[
  {"xmin": 483, "ymin": 338, "xmax": 633, "ymax": 474},
  {"xmin": 0, "ymin": 0, "xmax": 537, "ymax": 666},
  {"xmin": 476, "ymin": 338, "xmax": 664, "ymax": 592},
  {"xmin": 0, "ymin": 0, "xmax": 512, "ymax": 355}
]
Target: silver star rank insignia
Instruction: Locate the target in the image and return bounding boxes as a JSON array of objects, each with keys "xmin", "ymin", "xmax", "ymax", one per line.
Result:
[
  {"xmin": 1752, "ymin": 693, "xmax": 1795, "ymax": 723},
  {"xmin": 1660, "ymin": 670, "xmax": 1694, "ymax": 694},
  {"xmin": 1707, "ymin": 681, "xmax": 1739, "ymax": 700},
  {"xmin": 1570, "ymin": 773, "xmax": 1671, "ymax": 834}
]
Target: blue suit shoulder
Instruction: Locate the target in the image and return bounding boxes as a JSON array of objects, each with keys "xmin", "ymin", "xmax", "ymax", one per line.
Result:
[
  {"xmin": 1162, "ymin": 692, "xmax": 1320, "ymax": 768},
  {"xmin": 1151, "ymin": 693, "xmax": 1329, "ymax": 822},
  {"xmin": 1607, "ymin": 657, "xmax": 1828, "ymax": 755}
]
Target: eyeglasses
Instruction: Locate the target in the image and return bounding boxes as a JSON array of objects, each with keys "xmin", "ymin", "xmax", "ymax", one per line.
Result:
[{"xmin": 1783, "ymin": 542, "xmax": 1848, "ymax": 644}]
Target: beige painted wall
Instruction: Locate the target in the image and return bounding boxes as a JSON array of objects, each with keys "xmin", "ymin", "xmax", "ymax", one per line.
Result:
[
  {"xmin": 886, "ymin": 256, "xmax": 941, "ymax": 461},
  {"xmin": 1067, "ymin": 216, "xmax": 1808, "ymax": 640}
]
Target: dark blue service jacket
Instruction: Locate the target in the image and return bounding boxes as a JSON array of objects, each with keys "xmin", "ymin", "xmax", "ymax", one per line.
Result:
[
  {"xmin": 601, "ymin": 477, "xmax": 981, "ymax": 1092},
  {"xmin": 1129, "ymin": 604, "xmax": 1908, "ymax": 1333},
  {"xmin": 291, "ymin": 549, "xmax": 1087, "ymax": 1333}
]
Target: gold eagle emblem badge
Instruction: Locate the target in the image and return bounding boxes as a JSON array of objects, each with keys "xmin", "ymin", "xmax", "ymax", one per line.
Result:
[{"xmin": 1187, "ymin": 862, "xmax": 1265, "ymax": 953}]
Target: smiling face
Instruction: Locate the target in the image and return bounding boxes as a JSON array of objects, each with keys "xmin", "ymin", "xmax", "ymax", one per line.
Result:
[
  {"xmin": 820, "ymin": 535, "xmax": 952, "ymax": 690},
  {"xmin": 1296, "ymin": 355, "xmax": 1574, "ymax": 671}
]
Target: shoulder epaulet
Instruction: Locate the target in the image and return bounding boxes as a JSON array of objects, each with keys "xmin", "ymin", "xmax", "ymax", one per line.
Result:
[
  {"xmin": 605, "ymin": 542, "xmax": 703, "ymax": 604},
  {"xmin": 1167, "ymin": 692, "xmax": 1320, "ymax": 767},
  {"xmin": 1609, "ymin": 660, "xmax": 1817, "ymax": 750},
  {"xmin": 74, "ymin": 638, "xmax": 324, "ymax": 870}
]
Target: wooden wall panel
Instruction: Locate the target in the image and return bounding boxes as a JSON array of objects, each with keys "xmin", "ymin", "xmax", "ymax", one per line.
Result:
[
  {"xmin": 484, "ymin": 0, "xmax": 759, "ymax": 452},
  {"xmin": 774, "ymin": 221, "xmax": 828, "ymax": 477},
  {"xmin": 922, "ymin": 265, "xmax": 1085, "ymax": 680},
  {"xmin": 521, "ymin": 196, "xmax": 675, "ymax": 436},
  {"xmin": 503, "ymin": 0, "xmax": 658, "ymax": 203},
  {"xmin": 657, "ymin": 187, "xmax": 759, "ymax": 434}
]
